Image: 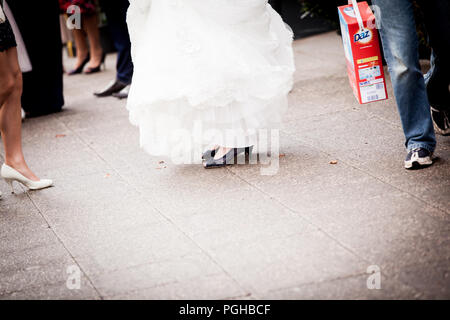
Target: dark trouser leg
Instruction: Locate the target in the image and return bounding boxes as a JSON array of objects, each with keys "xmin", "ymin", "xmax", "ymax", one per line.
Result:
[
  {"xmin": 101, "ymin": 0, "xmax": 133, "ymax": 84},
  {"xmin": 419, "ymin": 0, "xmax": 450, "ymax": 111},
  {"xmin": 268, "ymin": 0, "xmax": 282, "ymax": 14}
]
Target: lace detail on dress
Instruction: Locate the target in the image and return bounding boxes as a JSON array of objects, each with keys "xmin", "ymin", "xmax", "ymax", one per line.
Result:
[{"xmin": 170, "ymin": 0, "xmax": 202, "ymax": 55}]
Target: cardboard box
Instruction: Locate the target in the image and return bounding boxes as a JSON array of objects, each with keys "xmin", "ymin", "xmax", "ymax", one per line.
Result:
[{"xmin": 338, "ymin": 1, "xmax": 388, "ymax": 104}]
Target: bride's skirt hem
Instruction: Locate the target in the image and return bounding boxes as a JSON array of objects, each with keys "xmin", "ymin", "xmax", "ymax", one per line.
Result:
[{"xmin": 126, "ymin": 0, "xmax": 295, "ymax": 162}]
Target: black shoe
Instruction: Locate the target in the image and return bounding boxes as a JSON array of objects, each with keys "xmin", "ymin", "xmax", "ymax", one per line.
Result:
[
  {"xmin": 203, "ymin": 146, "xmax": 253, "ymax": 169},
  {"xmin": 67, "ymin": 54, "xmax": 90, "ymax": 75},
  {"xmin": 405, "ymin": 148, "xmax": 433, "ymax": 170},
  {"xmin": 112, "ymin": 85, "xmax": 130, "ymax": 100},
  {"xmin": 85, "ymin": 52, "xmax": 106, "ymax": 74},
  {"xmin": 431, "ymin": 107, "xmax": 450, "ymax": 136},
  {"xmin": 94, "ymin": 79, "xmax": 128, "ymax": 98},
  {"xmin": 202, "ymin": 145, "xmax": 254, "ymax": 161},
  {"xmin": 202, "ymin": 146, "xmax": 219, "ymax": 160}
]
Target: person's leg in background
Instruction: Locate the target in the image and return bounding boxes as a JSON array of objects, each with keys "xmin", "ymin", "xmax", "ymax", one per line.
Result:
[
  {"xmin": 69, "ymin": 28, "xmax": 89, "ymax": 74},
  {"xmin": 8, "ymin": 0, "xmax": 64, "ymax": 117},
  {"xmin": 373, "ymin": 0, "xmax": 436, "ymax": 169},
  {"xmin": 107, "ymin": 0, "xmax": 133, "ymax": 85},
  {"xmin": 107, "ymin": 0, "xmax": 133, "ymax": 99},
  {"xmin": 62, "ymin": 0, "xmax": 103, "ymax": 75},
  {"xmin": 83, "ymin": 12, "xmax": 104, "ymax": 72},
  {"xmin": 419, "ymin": 0, "xmax": 450, "ymax": 135},
  {"xmin": 94, "ymin": 0, "xmax": 133, "ymax": 98}
]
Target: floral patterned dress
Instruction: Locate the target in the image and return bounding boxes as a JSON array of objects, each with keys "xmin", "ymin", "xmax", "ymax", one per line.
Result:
[{"xmin": 59, "ymin": 0, "xmax": 97, "ymax": 15}]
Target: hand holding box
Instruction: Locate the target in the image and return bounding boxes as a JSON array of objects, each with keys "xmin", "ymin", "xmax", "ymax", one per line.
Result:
[{"xmin": 338, "ymin": 1, "xmax": 388, "ymax": 104}]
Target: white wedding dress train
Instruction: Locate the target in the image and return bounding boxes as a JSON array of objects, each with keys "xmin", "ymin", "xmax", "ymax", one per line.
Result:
[{"xmin": 126, "ymin": 0, "xmax": 295, "ymax": 163}]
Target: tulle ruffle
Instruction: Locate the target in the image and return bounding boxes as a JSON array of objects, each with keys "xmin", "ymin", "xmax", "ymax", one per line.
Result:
[{"xmin": 126, "ymin": 0, "xmax": 295, "ymax": 162}]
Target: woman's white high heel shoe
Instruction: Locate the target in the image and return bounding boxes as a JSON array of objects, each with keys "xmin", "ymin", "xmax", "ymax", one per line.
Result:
[{"xmin": 1, "ymin": 164, "xmax": 53, "ymax": 193}]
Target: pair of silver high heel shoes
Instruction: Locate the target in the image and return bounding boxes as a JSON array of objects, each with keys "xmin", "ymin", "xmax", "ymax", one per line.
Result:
[{"xmin": 0, "ymin": 164, "xmax": 53, "ymax": 197}]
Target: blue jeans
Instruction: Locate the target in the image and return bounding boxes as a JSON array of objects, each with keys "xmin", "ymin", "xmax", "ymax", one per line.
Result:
[{"xmin": 373, "ymin": 0, "xmax": 436, "ymax": 152}]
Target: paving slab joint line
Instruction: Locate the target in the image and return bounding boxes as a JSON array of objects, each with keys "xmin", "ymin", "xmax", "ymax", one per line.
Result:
[
  {"xmin": 85, "ymin": 251, "xmax": 206, "ymax": 277},
  {"xmin": 367, "ymin": 112, "xmax": 402, "ymax": 129},
  {"xmin": 0, "ymin": 278, "xmax": 100, "ymax": 299},
  {"xmin": 228, "ymin": 146, "xmax": 447, "ymax": 293},
  {"xmin": 226, "ymin": 167, "xmax": 371, "ymax": 264},
  {"xmin": 286, "ymin": 105, "xmax": 361, "ymax": 123},
  {"xmin": 224, "ymin": 292, "xmax": 256, "ymax": 300},
  {"xmin": 284, "ymin": 132, "xmax": 450, "ymax": 216},
  {"xmin": 285, "ymin": 106, "xmax": 359, "ymax": 123},
  {"xmin": 40, "ymin": 108, "xmax": 448, "ymax": 297},
  {"xmin": 23, "ymin": 191, "xmax": 104, "ymax": 300},
  {"xmin": 54, "ymin": 118, "xmax": 252, "ymax": 298},
  {"xmin": 103, "ymin": 279, "xmax": 180, "ymax": 299},
  {"xmin": 264, "ymin": 271, "xmax": 420, "ymax": 298},
  {"xmin": 104, "ymin": 273, "xmax": 251, "ymax": 300},
  {"xmin": 293, "ymin": 75, "xmax": 348, "ymax": 87},
  {"xmin": 264, "ymin": 272, "xmax": 368, "ymax": 297},
  {"xmin": 230, "ymin": 160, "xmax": 449, "ymax": 298}
]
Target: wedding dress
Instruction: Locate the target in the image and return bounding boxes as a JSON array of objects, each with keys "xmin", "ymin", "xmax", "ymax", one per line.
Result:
[{"xmin": 126, "ymin": 0, "xmax": 295, "ymax": 163}]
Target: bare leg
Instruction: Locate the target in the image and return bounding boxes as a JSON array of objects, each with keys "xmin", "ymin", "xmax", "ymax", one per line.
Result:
[
  {"xmin": 214, "ymin": 147, "xmax": 232, "ymax": 160},
  {"xmin": 83, "ymin": 14, "xmax": 103, "ymax": 68},
  {"xmin": 0, "ymin": 48, "xmax": 39, "ymax": 181},
  {"xmin": 0, "ymin": 51, "xmax": 15, "ymax": 104},
  {"xmin": 72, "ymin": 28, "xmax": 89, "ymax": 69}
]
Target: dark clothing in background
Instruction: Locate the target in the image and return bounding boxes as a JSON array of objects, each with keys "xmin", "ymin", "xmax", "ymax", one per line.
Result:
[
  {"xmin": 58, "ymin": 0, "xmax": 97, "ymax": 15},
  {"xmin": 0, "ymin": 4, "xmax": 16, "ymax": 52},
  {"xmin": 100, "ymin": 0, "xmax": 133, "ymax": 84},
  {"xmin": 8, "ymin": 0, "xmax": 64, "ymax": 117},
  {"xmin": 418, "ymin": 0, "xmax": 450, "ymax": 111},
  {"xmin": 269, "ymin": 0, "xmax": 283, "ymax": 14}
]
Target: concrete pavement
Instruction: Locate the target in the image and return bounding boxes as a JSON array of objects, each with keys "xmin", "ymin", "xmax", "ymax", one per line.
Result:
[{"xmin": 0, "ymin": 32, "xmax": 449, "ymax": 299}]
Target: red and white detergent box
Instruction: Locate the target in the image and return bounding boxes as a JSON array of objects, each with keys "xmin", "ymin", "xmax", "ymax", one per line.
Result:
[{"xmin": 338, "ymin": 1, "xmax": 388, "ymax": 104}]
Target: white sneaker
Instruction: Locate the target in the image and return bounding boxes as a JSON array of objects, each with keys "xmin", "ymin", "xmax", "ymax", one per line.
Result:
[{"xmin": 404, "ymin": 148, "xmax": 433, "ymax": 170}]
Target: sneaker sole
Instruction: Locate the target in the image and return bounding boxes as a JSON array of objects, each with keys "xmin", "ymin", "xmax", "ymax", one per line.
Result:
[{"xmin": 404, "ymin": 157, "xmax": 433, "ymax": 170}]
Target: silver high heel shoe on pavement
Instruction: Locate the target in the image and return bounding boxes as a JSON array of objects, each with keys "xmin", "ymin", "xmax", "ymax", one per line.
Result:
[{"xmin": 1, "ymin": 164, "xmax": 53, "ymax": 193}]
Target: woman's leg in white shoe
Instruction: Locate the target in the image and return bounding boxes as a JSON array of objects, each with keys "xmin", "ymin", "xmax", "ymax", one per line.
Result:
[{"xmin": 0, "ymin": 48, "xmax": 39, "ymax": 181}]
